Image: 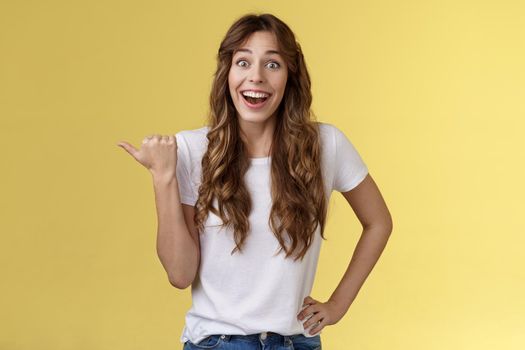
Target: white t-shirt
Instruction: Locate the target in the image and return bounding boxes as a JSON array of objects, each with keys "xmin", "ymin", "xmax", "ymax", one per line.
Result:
[{"xmin": 174, "ymin": 121, "xmax": 368, "ymax": 345}]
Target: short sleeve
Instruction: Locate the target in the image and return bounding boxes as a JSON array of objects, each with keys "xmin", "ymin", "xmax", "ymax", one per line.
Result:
[
  {"xmin": 175, "ymin": 132, "xmax": 198, "ymax": 206},
  {"xmin": 332, "ymin": 125, "xmax": 369, "ymax": 192}
]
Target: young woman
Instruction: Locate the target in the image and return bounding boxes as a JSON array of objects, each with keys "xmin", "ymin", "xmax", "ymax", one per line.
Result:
[{"xmin": 118, "ymin": 13, "xmax": 392, "ymax": 350}]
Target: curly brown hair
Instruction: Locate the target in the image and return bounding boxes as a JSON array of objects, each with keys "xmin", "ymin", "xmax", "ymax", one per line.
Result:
[{"xmin": 194, "ymin": 13, "xmax": 328, "ymax": 262}]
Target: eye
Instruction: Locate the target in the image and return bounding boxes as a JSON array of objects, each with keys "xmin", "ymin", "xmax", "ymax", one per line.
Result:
[
  {"xmin": 235, "ymin": 59, "xmax": 281, "ymax": 69},
  {"xmin": 267, "ymin": 61, "xmax": 280, "ymax": 69},
  {"xmin": 236, "ymin": 59, "xmax": 249, "ymax": 67}
]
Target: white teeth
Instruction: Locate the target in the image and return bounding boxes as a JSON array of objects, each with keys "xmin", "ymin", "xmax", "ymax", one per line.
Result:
[{"xmin": 242, "ymin": 91, "xmax": 270, "ymax": 98}]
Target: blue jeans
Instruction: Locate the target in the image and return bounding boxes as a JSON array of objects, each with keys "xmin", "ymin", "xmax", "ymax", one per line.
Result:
[{"xmin": 183, "ymin": 331, "xmax": 322, "ymax": 349}]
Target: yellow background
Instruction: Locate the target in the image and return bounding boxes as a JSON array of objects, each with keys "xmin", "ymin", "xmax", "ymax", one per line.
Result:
[{"xmin": 1, "ymin": 0, "xmax": 523, "ymax": 349}]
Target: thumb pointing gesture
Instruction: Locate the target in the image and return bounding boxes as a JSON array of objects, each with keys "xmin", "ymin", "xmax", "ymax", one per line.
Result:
[
  {"xmin": 117, "ymin": 141, "xmax": 140, "ymax": 161},
  {"xmin": 117, "ymin": 135, "xmax": 178, "ymax": 180}
]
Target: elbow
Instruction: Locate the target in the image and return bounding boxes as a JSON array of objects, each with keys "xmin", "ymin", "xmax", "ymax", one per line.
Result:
[
  {"xmin": 364, "ymin": 219, "xmax": 393, "ymax": 234},
  {"xmin": 169, "ymin": 276, "xmax": 192, "ymax": 290},
  {"xmin": 381, "ymin": 213, "xmax": 394, "ymax": 234},
  {"xmin": 384, "ymin": 218, "xmax": 393, "ymax": 234},
  {"xmin": 168, "ymin": 270, "xmax": 196, "ymax": 290},
  {"xmin": 383, "ymin": 221, "xmax": 393, "ymax": 236},
  {"xmin": 165, "ymin": 256, "xmax": 200, "ymax": 289}
]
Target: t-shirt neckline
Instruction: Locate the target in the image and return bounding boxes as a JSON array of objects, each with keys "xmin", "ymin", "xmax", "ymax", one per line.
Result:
[{"xmin": 249, "ymin": 156, "xmax": 271, "ymax": 165}]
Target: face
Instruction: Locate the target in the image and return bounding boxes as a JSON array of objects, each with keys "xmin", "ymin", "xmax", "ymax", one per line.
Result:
[{"xmin": 228, "ymin": 31, "xmax": 288, "ymax": 124}]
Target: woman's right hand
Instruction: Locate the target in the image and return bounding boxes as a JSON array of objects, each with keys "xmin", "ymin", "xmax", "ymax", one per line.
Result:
[{"xmin": 117, "ymin": 134, "xmax": 178, "ymax": 181}]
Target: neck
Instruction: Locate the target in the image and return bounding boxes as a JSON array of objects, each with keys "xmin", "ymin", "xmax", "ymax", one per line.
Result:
[{"xmin": 238, "ymin": 115, "xmax": 276, "ymax": 158}]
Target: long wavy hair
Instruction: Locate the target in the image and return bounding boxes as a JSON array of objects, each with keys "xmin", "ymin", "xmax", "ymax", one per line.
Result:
[{"xmin": 194, "ymin": 13, "xmax": 328, "ymax": 262}]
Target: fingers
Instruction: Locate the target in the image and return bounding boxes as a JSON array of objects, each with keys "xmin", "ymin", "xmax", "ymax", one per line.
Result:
[
  {"xmin": 298, "ymin": 302, "xmax": 317, "ymax": 319},
  {"xmin": 118, "ymin": 135, "xmax": 176, "ymax": 157},
  {"xmin": 298, "ymin": 296, "xmax": 317, "ymax": 320},
  {"xmin": 142, "ymin": 135, "xmax": 153, "ymax": 144},
  {"xmin": 298, "ymin": 302, "xmax": 324, "ymax": 334},
  {"xmin": 308, "ymin": 318, "xmax": 324, "ymax": 335},
  {"xmin": 301, "ymin": 308, "xmax": 324, "ymax": 334},
  {"xmin": 297, "ymin": 295, "xmax": 325, "ymax": 334},
  {"xmin": 303, "ymin": 296, "xmax": 316, "ymax": 306},
  {"xmin": 118, "ymin": 134, "xmax": 175, "ymax": 155},
  {"xmin": 302, "ymin": 308, "xmax": 322, "ymax": 328},
  {"xmin": 140, "ymin": 134, "xmax": 175, "ymax": 144},
  {"xmin": 161, "ymin": 135, "xmax": 175, "ymax": 145},
  {"xmin": 142, "ymin": 134, "xmax": 159, "ymax": 144}
]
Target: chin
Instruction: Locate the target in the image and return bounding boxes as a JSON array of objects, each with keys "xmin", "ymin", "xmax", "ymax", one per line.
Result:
[
  {"xmin": 238, "ymin": 109, "xmax": 277, "ymax": 122},
  {"xmin": 238, "ymin": 114, "xmax": 270, "ymax": 123}
]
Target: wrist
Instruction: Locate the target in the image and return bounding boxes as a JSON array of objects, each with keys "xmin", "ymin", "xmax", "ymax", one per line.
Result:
[
  {"xmin": 328, "ymin": 297, "xmax": 351, "ymax": 314},
  {"xmin": 151, "ymin": 172, "xmax": 177, "ymax": 186}
]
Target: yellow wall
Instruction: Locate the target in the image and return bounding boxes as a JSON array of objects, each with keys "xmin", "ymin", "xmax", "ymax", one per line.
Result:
[{"xmin": 1, "ymin": 1, "xmax": 523, "ymax": 349}]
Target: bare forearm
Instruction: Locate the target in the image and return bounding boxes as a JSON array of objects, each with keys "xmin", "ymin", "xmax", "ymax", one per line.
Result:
[
  {"xmin": 329, "ymin": 224, "xmax": 392, "ymax": 313},
  {"xmin": 153, "ymin": 175, "xmax": 199, "ymax": 288}
]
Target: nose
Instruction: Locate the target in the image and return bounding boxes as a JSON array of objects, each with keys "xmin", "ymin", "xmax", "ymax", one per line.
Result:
[{"xmin": 249, "ymin": 64, "xmax": 264, "ymax": 83}]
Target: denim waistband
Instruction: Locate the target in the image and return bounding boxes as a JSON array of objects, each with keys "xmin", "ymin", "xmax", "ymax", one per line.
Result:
[{"xmin": 210, "ymin": 332, "xmax": 317, "ymax": 346}]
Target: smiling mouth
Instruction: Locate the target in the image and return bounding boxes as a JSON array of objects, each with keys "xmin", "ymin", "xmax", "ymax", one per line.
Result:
[
  {"xmin": 240, "ymin": 93, "xmax": 271, "ymax": 109},
  {"xmin": 242, "ymin": 94, "xmax": 269, "ymax": 104}
]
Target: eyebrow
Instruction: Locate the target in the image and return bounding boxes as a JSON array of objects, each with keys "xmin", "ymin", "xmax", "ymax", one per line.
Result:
[{"xmin": 234, "ymin": 48, "xmax": 281, "ymax": 56}]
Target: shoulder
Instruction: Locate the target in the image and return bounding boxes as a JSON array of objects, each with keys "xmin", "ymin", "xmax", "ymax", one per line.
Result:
[
  {"xmin": 176, "ymin": 125, "xmax": 209, "ymax": 142},
  {"xmin": 314, "ymin": 121, "xmax": 339, "ymax": 138},
  {"xmin": 315, "ymin": 121, "xmax": 360, "ymax": 151},
  {"xmin": 313, "ymin": 121, "xmax": 340, "ymax": 151},
  {"xmin": 175, "ymin": 125, "xmax": 210, "ymax": 150}
]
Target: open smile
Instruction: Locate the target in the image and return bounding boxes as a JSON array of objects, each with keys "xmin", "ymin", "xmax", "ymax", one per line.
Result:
[{"xmin": 240, "ymin": 92, "xmax": 271, "ymax": 110}]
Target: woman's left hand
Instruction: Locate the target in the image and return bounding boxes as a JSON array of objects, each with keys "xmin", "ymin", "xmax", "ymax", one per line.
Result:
[{"xmin": 297, "ymin": 296, "xmax": 346, "ymax": 335}]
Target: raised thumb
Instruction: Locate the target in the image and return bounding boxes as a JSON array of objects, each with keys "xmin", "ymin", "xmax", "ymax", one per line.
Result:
[{"xmin": 117, "ymin": 141, "xmax": 138, "ymax": 159}]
